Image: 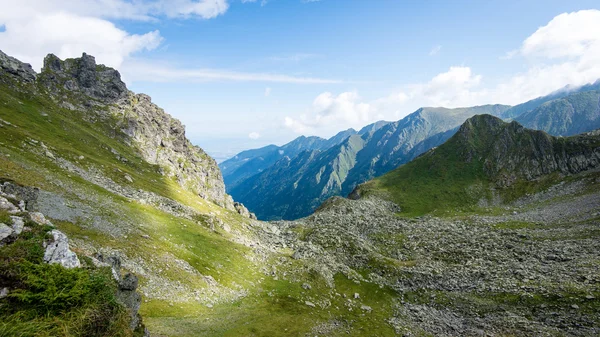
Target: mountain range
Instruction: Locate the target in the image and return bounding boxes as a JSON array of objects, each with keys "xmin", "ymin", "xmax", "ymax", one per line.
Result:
[
  {"xmin": 1, "ymin": 50, "xmax": 599, "ymax": 336},
  {"xmin": 222, "ymin": 81, "xmax": 600, "ymax": 220}
]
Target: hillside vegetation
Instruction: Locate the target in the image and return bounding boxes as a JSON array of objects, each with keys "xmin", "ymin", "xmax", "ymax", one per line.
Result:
[{"xmin": 355, "ymin": 114, "xmax": 600, "ymax": 216}]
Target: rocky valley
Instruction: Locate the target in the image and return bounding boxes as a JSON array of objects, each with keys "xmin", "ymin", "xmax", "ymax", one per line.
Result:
[{"xmin": 0, "ymin": 49, "xmax": 599, "ymax": 337}]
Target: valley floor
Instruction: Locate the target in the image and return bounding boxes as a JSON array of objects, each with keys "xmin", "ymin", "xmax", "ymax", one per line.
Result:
[{"xmin": 141, "ymin": 169, "xmax": 600, "ymax": 336}]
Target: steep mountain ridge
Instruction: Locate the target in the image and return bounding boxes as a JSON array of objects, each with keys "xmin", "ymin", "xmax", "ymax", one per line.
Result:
[
  {"xmin": 26, "ymin": 51, "xmax": 237, "ymax": 210},
  {"xmin": 219, "ymin": 121, "xmax": 390, "ymax": 191},
  {"xmin": 516, "ymin": 89, "xmax": 600, "ymax": 136},
  {"xmin": 355, "ymin": 114, "xmax": 600, "ymax": 215},
  {"xmin": 500, "ymin": 79, "xmax": 600, "ymax": 119},
  {"xmin": 231, "ymin": 104, "xmax": 510, "ymax": 220}
]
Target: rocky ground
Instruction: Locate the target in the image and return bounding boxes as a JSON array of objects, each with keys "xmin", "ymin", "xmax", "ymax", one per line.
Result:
[{"xmin": 264, "ymin": 171, "xmax": 600, "ymax": 336}]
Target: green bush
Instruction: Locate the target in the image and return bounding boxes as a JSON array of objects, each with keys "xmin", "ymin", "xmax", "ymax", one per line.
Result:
[{"xmin": 0, "ymin": 222, "xmax": 134, "ymax": 337}]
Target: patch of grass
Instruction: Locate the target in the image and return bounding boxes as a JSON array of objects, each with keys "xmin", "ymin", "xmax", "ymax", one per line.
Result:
[
  {"xmin": 0, "ymin": 210, "xmax": 12, "ymax": 225},
  {"xmin": 358, "ymin": 142, "xmax": 487, "ymax": 217}
]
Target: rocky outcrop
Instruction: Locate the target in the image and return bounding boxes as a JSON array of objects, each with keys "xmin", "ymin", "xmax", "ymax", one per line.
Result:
[
  {"xmin": 43, "ymin": 229, "xmax": 81, "ymax": 269},
  {"xmin": 1, "ymin": 181, "xmax": 39, "ymax": 211},
  {"xmin": 0, "ymin": 50, "xmax": 36, "ymax": 82},
  {"xmin": 94, "ymin": 253, "xmax": 146, "ymax": 333},
  {"xmin": 39, "ymin": 53, "xmax": 127, "ymax": 103},
  {"xmin": 0, "ymin": 186, "xmax": 148, "ymax": 334},
  {"xmin": 457, "ymin": 115, "xmax": 600, "ymax": 186},
  {"xmin": 234, "ymin": 202, "xmax": 257, "ymax": 219},
  {"xmin": 1, "ymin": 50, "xmax": 247, "ymax": 214},
  {"xmin": 113, "ymin": 92, "xmax": 233, "ymax": 209}
]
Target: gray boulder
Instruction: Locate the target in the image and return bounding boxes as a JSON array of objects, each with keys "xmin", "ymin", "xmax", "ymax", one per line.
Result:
[
  {"xmin": 43, "ymin": 229, "xmax": 81, "ymax": 268},
  {"xmin": 119, "ymin": 272, "xmax": 139, "ymax": 291},
  {"xmin": 1, "ymin": 182, "xmax": 39, "ymax": 211},
  {"xmin": 10, "ymin": 216, "xmax": 24, "ymax": 235},
  {"xmin": 0, "ymin": 223, "xmax": 14, "ymax": 244},
  {"xmin": 0, "ymin": 196, "xmax": 18, "ymax": 213},
  {"xmin": 28, "ymin": 212, "xmax": 52, "ymax": 226}
]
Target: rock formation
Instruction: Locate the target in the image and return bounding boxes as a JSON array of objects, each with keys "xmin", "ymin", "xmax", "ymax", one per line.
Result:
[{"xmin": 0, "ymin": 50, "xmax": 251, "ymax": 215}]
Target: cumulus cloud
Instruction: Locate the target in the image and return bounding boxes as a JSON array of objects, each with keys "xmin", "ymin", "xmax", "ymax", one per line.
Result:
[
  {"xmin": 0, "ymin": 0, "xmax": 230, "ymax": 21},
  {"xmin": 264, "ymin": 87, "xmax": 272, "ymax": 96},
  {"xmin": 248, "ymin": 132, "xmax": 261, "ymax": 139},
  {"xmin": 284, "ymin": 91, "xmax": 372, "ymax": 133},
  {"xmin": 0, "ymin": 11, "xmax": 162, "ymax": 70},
  {"xmin": 0, "ymin": 0, "xmax": 231, "ymax": 71},
  {"xmin": 493, "ymin": 9, "xmax": 600, "ymax": 102},
  {"xmin": 284, "ymin": 9, "xmax": 600, "ymax": 135}
]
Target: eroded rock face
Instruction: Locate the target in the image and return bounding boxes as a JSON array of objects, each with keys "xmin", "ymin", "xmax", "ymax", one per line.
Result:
[
  {"xmin": 456, "ymin": 115, "xmax": 600, "ymax": 186},
  {"xmin": 43, "ymin": 229, "xmax": 81, "ymax": 269},
  {"xmin": 0, "ymin": 223, "xmax": 14, "ymax": 244},
  {"xmin": 0, "ymin": 50, "xmax": 36, "ymax": 82},
  {"xmin": 39, "ymin": 53, "xmax": 127, "ymax": 103},
  {"xmin": 31, "ymin": 52, "xmax": 240, "ymax": 212},
  {"xmin": 113, "ymin": 93, "xmax": 233, "ymax": 209},
  {"xmin": 1, "ymin": 182, "xmax": 39, "ymax": 211}
]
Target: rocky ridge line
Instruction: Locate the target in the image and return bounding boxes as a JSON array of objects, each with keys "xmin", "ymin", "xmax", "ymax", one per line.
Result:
[{"xmin": 0, "ymin": 49, "xmax": 254, "ymax": 218}]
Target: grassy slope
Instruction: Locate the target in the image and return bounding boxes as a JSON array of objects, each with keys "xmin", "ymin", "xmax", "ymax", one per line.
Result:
[
  {"xmin": 0, "ymin": 77, "xmax": 400, "ymax": 336},
  {"xmin": 358, "ymin": 116, "xmax": 600, "ymax": 217}
]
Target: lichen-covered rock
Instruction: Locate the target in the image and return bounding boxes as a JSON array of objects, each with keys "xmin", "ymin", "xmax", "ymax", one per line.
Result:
[
  {"xmin": 1, "ymin": 182, "xmax": 39, "ymax": 211},
  {"xmin": 119, "ymin": 272, "xmax": 139, "ymax": 291},
  {"xmin": 0, "ymin": 196, "xmax": 18, "ymax": 213},
  {"xmin": 10, "ymin": 216, "xmax": 24, "ymax": 235},
  {"xmin": 0, "ymin": 223, "xmax": 14, "ymax": 244},
  {"xmin": 28, "ymin": 212, "xmax": 52, "ymax": 226},
  {"xmin": 0, "ymin": 50, "xmax": 36, "ymax": 82},
  {"xmin": 43, "ymin": 229, "xmax": 81, "ymax": 268}
]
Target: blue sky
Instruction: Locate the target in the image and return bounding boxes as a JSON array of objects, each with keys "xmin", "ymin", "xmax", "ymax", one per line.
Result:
[{"xmin": 1, "ymin": 0, "xmax": 600, "ymax": 161}]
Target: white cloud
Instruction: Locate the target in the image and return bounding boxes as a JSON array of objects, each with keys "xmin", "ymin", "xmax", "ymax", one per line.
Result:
[
  {"xmin": 122, "ymin": 59, "xmax": 343, "ymax": 84},
  {"xmin": 248, "ymin": 132, "xmax": 261, "ymax": 139},
  {"xmin": 492, "ymin": 9, "xmax": 600, "ymax": 102},
  {"xmin": 0, "ymin": 0, "xmax": 231, "ymax": 21},
  {"xmin": 264, "ymin": 87, "xmax": 272, "ymax": 96},
  {"xmin": 283, "ymin": 9, "xmax": 600, "ymax": 135},
  {"xmin": 284, "ymin": 91, "xmax": 373, "ymax": 133},
  {"xmin": 0, "ymin": 0, "xmax": 231, "ymax": 71},
  {"xmin": 429, "ymin": 45, "xmax": 441, "ymax": 56},
  {"xmin": 520, "ymin": 10, "xmax": 600, "ymax": 59},
  {"xmin": 0, "ymin": 11, "xmax": 162, "ymax": 70}
]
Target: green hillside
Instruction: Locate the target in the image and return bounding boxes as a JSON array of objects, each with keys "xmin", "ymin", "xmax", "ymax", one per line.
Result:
[{"xmin": 356, "ymin": 114, "xmax": 600, "ymax": 216}]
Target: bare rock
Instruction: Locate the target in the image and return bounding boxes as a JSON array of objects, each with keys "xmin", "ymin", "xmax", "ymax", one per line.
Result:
[
  {"xmin": 0, "ymin": 223, "xmax": 14, "ymax": 243},
  {"xmin": 0, "ymin": 287, "xmax": 8, "ymax": 299},
  {"xmin": 43, "ymin": 229, "xmax": 80, "ymax": 269},
  {"xmin": 10, "ymin": 216, "xmax": 24, "ymax": 235},
  {"xmin": 28, "ymin": 212, "xmax": 52, "ymax": 226},
  {"xmin": 0, "ymin": 196, "xmax": 18, "ymax": 213},
  {"xmin": 0, "ymin": 49, "xmax": 36, "ymax": 82}
]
